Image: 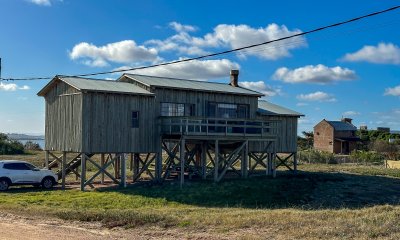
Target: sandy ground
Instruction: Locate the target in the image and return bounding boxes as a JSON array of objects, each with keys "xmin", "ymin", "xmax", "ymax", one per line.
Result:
[{"xmin": 0, "ymin": 212, "xmax": 257, "ymax": 240}]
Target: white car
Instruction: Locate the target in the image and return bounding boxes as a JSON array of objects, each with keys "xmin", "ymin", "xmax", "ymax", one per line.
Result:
[{"xmin": 0, "ymin": 160, "xmax": 58, "ymax": 191}]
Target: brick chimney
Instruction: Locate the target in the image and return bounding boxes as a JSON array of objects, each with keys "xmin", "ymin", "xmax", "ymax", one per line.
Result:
[
  {"xmin": 230, "ymin": 69, "xmax": 239, "ymax": 87},
  {"xmin": 341, "ymin": 118, "xmax": 353, "ymax": 124}
]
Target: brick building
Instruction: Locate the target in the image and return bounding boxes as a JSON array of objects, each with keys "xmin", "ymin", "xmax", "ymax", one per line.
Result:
[{"xmin": 313, "ymin": 118, "xmax": 360, "ymax": 154}]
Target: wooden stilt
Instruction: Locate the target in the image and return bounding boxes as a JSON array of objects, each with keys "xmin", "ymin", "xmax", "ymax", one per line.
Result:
[
  {"xmin": 130, "ymin": 153, "xmax": 133, "ymax": 171},
  {"xmin": 293, "ymin": 152, "xmax": 298, "ymax": 174},
  {"xmin": 100, "ymin": 153, "xmax": 105, "ymax": 184},
  {"xmin": 133, "ymin": 153, "xmax": 139, "ymax": 182},
  {"xmin": 45, "ymin": 150, "xmax": 49, "ymax": 169},
  {"xmin": 121, "ymin": 154, "xmax": 127, "ymax": 188},
  {"xmin": 272, "ymin": 153, "xmax": 276, "ymax": 178},
  {"xmin": 201, "ymin": 142, "xmax": 207, "ymax": 180},
  {"xmin": 80, "ymin": 153, "xmax": 86, "ymax": 191},
  {"xmin": 156, "ymin": 150, "xmax": 162, "ymax": 182},
  {"xmin": 180, "ymin": 138, "xmax": 185, "ymax": 188},
  {"xmin": 214, "ymin": 140, "xmax": 219, "ymax": 182},
  {"xmin": 241, "ymin": 140, "xmax": 249, "ymax": 178},
  {"xmin": 61, "ymin": 152, "xmax": 66, "ymax": 189}
]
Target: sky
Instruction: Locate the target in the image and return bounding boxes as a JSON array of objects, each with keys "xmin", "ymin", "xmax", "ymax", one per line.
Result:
[{"xmin": 0, "ymin": 0, "xmax": 399, "ymax": 135}]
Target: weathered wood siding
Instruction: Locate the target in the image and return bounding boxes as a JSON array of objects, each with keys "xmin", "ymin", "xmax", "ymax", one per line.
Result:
[
  {"xmin": 152, "ymin": 88, "xmax": 259, "ymax": 118},
  {"xmin": 44, "ymin": 81, "xmax": 83, "ymax": 152},
  {"xmin": 81, "ymin": 92, "xmax": 157, "ymax": 153},
  {"xmin": 250, "ymin": 115, "xmax": 298, "ymax": 153}
]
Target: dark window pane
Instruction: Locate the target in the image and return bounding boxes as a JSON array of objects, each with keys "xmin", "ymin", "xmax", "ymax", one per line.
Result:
[
  {"xmin": 3, "ymin": 163, "xmax": 30, "ymax": 170},
  {"xmin": 132, "ymin": 111, "xmax": 139, "ymax": 128}
]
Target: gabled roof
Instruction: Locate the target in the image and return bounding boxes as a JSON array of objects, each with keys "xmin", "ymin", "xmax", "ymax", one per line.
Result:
[
  {"xmin": 121, "ymin": 73, "xmax": 263, "ymax": 96},
  {"xmin": 257, "ymin": 100, "xmax": 304, "ymax": 117},
  {"xmin": 326, "ymin": 121, "xmax": 357, "ymax": 131},
  {"xmin": 37, "ymin": 76, "xmax": 154, "ymax": 96}
]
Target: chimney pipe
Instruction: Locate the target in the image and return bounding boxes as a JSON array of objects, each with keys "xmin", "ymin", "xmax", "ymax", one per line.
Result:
[
  {"xmin": 341, "ymin": 118, "xmax": 353, "ymax": 124},
  {"xmin": 230, "ymin": 69, "xmax": 239, "ymax": 87}
]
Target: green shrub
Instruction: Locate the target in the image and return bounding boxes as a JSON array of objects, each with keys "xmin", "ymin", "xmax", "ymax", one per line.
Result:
[
  {"xmin": 349, "ymin": 150, "xmax": 384, "ymax": 165},
  {"xmin": 298, "ymin": 149, "xmax": 335, "ymax": 164},
  {"xmin": 0, "ymin": 133, "xmax": 25, "ymax": 155}
]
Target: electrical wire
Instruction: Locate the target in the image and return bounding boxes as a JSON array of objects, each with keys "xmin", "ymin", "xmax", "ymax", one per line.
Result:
[{"xmin": 1, "ymin": 5, "xmax": 399, "ymax": 81}]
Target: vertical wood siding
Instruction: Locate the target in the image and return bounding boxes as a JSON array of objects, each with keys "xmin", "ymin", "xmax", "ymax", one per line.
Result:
[
  {"xmin": 44, "ymin": 81, "xmax": 82, "ymax": 152},
  {"xmin": 250, "ymin": 115, "xmax": 298, "ymax": 153},
  {"xmin": 82, "ymin": 92, "xmax": 157, "ymax": 153}
]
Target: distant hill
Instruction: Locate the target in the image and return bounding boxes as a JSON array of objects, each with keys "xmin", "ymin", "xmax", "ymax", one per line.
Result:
[{"xmin": 6, "ymin": 133, "xmax": 45, "ymax": 140}]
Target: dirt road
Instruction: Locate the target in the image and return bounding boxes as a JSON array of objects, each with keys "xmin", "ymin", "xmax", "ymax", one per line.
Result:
[{"xmin": 0, "ymin": 212, "xmax": 238, "ymax": 240}]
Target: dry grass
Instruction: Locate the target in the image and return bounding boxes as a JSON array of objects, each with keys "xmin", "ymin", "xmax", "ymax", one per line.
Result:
[{"xmin": 1, "ymin": 152, "xmax": 400, "ymax": 239}]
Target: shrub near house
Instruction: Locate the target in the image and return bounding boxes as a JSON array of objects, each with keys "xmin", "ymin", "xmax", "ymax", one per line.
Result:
[{"xmin": 0, "ymin": 133, "xmax": 24, "ymax": 155}]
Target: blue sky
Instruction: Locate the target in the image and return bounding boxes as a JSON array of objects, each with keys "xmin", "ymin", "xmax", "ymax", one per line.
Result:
[{"xmin": 0, "ymin": 0, "xmax": 399, "ymax": 135}]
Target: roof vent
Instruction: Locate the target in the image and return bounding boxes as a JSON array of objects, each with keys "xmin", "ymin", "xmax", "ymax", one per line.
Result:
[
  {"xmin": 341, "ymin": 118, "xmax": 353, "ymax": 124},
  {"xmin": 230, "ymin": 69, "xmax": 239, "ymax": 87}
]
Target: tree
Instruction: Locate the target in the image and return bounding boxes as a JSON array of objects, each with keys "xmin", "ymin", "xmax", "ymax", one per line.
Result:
[{"xmin": 302, "ymin": 131, "xmax": 314, "ymax": 148}]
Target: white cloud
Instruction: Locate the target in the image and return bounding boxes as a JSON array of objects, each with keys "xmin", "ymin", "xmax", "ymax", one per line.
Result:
[
  {"xmin": 146, "ymin": 22, "xmax": 306, "ymax": 59},
  {"xmin": 296, "ymin": 102, "xmax": 308, "ymax": 106},
  {"xmin": 296, "ymin": 91, "xmax": 336, "ymax": 102},
  {"xmin": 384, "ymin": 85, "xmax": 400, "ymax": 97},
  {"xmin": 342, "ymin": 111, "xmax": 360, "ymax": 116},
  {"xmin": 169, "ymin": 22, "xmax": 197, "ymax": 32},
  {"xmin": 69, "ymin": 40, "xmax": 159, "ymax": 67},
  {"xmin": 0, "ymin": 82, "xmax": 30, "ymax": 91},
  {"xmin": 116, "ymin": 58, "xmax": 240, "ymax": 80},
  {"xmin": 273, "ymin": 64, "xmax": 357, "ymax": 84},
  {"xmin": 342, "ymin": 42, "xmax": 400, "ymax": 64},
  {"xmin": 28, "ymin": 0, "xmax": 51, "ymax": 6},
  {"xmin": 239, "ymin": 81, "xmax": 281, "ymax": 97}
]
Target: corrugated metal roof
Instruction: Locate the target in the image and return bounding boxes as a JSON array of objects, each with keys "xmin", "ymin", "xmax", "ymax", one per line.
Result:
[
  {"xmin": 257, "ymin": 100, "xmax": 304, "ymax": 117},
  {"xmin": 327, "ymin": 121, "xmax": 357, "ymax": 131},
  {"xmin": 123, "ymin": 74, "xmax": 263, "ymax": 96},
  {"xmin": 38, "ymin": 76, "xmax": 154, "ymax": 96}
]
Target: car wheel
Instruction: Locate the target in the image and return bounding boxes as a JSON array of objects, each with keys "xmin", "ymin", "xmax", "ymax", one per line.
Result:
[
  {"xmin": 42, "ymin": 177, "xmax": 54, "ymax": 190},
  {"xmin": 0, "ymin": 179, "xmax": 10, "ymax": 191}
]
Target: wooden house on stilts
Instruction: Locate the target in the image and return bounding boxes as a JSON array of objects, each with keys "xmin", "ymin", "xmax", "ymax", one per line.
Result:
[{"xmin": 37, "ymin": 70, "xmax": 303, "ymax": 190}]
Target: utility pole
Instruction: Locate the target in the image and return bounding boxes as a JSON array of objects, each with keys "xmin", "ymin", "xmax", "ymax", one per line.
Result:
[{"xmin": 0, "ymin": 58, "xmax": 2, "ymax": 80}]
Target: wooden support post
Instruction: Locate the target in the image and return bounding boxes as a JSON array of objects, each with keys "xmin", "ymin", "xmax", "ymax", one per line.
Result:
[
  {"xmin": 241, "ymin": 140, "xmax": 249, "ymax": 178},
  {"xmin": 121, "ymin": 154, "xmax": 127, "ymax": 188},
  {"xmin": 180, "ymin": 138, "xmax": 186, "ymax": 188},
  {"xmin": 293, "ymin": 152, "xmax": 298, "ymax": 174},
  {"xmin": 80, "ymin": 153, "xmax": 86, "ymax": 191},
  {"xmin": 133, "ymin": 153, "xmax": 139, "ymax": 182},
  {"xmin": 45, "ymin": 151, "xmax": 49, "ymax": 169},
  {"xmin": 214, "ymin": 140, "xmax": 219, "ymax": 182},
  {"xmin": 201, "ymin": 142, "xmax": 207, "ymax": 180},
  {"xmin": 272, "ymin": 153, "xmax": 276, "ymax": 178},
  {"xmin": 100, "ymin": 153, "xmax": 105, "ymax": 184},
  {"xmin": 156, "ymin": 150, "xmax": 162, "ymax": 182},
  {"xmin": 61, "ymin": 151, "xmax": 66, "ymax": 189},
  {"xmin": 130, "ymin": 153, "xmax": 133, "ymax": 171},
  {"xmin": 267, "ymin": 153, "xmax": 272, "ymax": 176}
]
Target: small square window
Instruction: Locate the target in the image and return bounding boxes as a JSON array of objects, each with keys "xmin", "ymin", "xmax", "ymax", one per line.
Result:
[{"xmin": 132, "ymin": 111, "xmax": 139, "ymax": 128}]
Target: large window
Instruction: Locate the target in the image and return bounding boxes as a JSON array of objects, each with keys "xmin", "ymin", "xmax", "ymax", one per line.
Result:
[
  {"xmin": 207, "ymin": 102, "xmax": 249, "ymax": 118},
  {"xmin": 161, "ymin": 103, "xmax": 195, "ymax": 116}
]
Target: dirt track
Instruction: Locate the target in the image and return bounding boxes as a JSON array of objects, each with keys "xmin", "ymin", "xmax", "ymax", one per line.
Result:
[{"xmin": 0, "ymin": 212, "xmax": 240, "ymax": 240}]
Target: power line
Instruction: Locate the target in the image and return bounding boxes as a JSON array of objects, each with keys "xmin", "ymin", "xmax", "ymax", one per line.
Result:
[{"xmin": 1, "ymin": 5, "xmax": 399, "ymax": 81}]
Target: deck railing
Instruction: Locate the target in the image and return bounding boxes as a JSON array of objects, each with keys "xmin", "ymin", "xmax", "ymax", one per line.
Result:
[{"xmin": 160, "ymin": 117, "xmax": 279, "ymax": 137}]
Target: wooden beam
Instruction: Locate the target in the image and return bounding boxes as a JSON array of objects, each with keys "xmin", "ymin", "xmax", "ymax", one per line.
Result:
[
  {"xmin": 61, "ymin": 152, "xmax": 66, "ymax": 190},
  {"xmin": 241, "ymin": 140, "xmax": 248, "ymax": 178},
  {"xmin": 80, "ymin": 153, "xmax": 86, "ymax": 191},
  {"xmin": 133, "ymin": 153, "xmax": 139, "ymax": 181},
  {"xmin": 201, "ymin": 142, "xmax": 207, "ymax": 180},
  {"xmin": 100, "ymin": 153, "xmax": 105, "ymax": 184},
  {"xmin": 45, "ymin": 151, "xmax": 49, "ymax": 169},
  {"xmin": 121, "ymin": 154, "xmax": 126, "ymax": 188},
  {"xmin": 156, "ymin": 150, "xmax": 162, "ymax": 181},
  {"xmin": 180, "ymin": 138, "xmax": 185, "ymax": 188},
  {"xmin": 214, "ymin": 140, "xmax": 219, "ymax": 182},
  {"xmin": 293, "ymin": 153, "xmax": 298, "ymax": 174}
]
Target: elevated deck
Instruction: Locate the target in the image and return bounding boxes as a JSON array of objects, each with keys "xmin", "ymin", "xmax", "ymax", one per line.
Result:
[{"xmin": 160, "ymin": 117, "xmax": 279, "ymax": 139}]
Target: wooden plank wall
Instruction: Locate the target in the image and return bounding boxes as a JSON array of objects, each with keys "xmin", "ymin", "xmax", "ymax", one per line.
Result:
[
  {"xmin": 81, "ymin": 92, "xmax": 157, "ymax": 153},
  {"xmin": 249, "ymin": 115, "xmax": 298, "ymax": 153},
  {"xmin": 44, "ymin": 81, "xmax": 83, "ymax": 152}
]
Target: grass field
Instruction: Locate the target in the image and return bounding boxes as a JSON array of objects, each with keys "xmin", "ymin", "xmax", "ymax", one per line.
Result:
[{"xmin": 1, "ymin": 151, "xmax": 400, "ymax": 239}]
